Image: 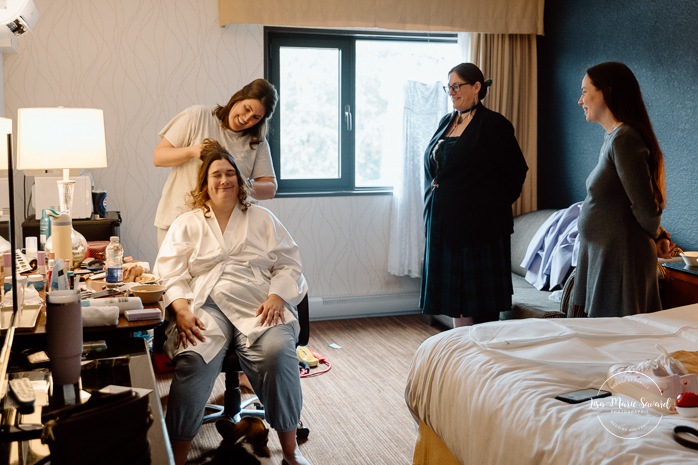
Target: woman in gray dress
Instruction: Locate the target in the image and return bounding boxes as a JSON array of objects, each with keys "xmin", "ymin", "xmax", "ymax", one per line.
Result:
[{"xmin": 573, "ymin": 62, "xmax": 666, "ymax": 317}]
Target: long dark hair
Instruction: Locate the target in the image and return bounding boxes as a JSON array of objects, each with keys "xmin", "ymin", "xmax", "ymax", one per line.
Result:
[
  {"xmin": 188, "ymin": 139, "xmax": 250, "ymax": 215},
  {"xmin": 586, "ymin": 62, "xmax": 666, "ymax": 209},
  {"xmin": 212, "ymin": 78, "xmax": 278, "ymax": 149}
]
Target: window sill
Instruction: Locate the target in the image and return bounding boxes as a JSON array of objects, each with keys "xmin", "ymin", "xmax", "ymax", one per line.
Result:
[{"xmin": 274, "ymin": 188, "xmax": 393, "ymax": 198}]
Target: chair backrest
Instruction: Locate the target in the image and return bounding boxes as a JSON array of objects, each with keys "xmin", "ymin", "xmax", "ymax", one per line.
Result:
[{"xmin": 297, "ymin": 293, "xmax": 310, "ymax": 347}]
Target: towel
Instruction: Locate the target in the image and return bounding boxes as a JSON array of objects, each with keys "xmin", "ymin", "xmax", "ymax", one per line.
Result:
[
  {"xmin": 82, "ymin": 297, "xmax": 143, "ymax": 314},
  {"xmin": 82, "ymin": 306, "xmax": 120, "ymax": 327}
]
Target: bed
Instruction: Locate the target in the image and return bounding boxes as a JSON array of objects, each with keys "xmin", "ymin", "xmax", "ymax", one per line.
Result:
[{"xmin": 405, "ymin": 304, "xmax": 698, "ymax": 464}]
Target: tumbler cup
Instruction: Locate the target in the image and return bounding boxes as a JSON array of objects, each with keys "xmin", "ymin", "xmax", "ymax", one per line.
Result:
[{"xmin": 46, "ymin": 290, "xmax": 83, "ymax": 386}]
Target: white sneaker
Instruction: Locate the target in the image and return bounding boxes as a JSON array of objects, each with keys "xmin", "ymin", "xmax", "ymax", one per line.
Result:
[{"xmin": 607, "ymin": 345, "xmax": 698, "ymax": 413}]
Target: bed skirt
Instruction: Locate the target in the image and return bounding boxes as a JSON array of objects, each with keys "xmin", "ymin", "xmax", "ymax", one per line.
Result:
[{"xmin": 413, "ymin": 420, "xmax": 460, "ymax": 465}]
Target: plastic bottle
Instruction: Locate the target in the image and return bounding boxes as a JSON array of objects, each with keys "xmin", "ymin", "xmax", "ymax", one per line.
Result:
[
  {"xmin": 37, "ymin": 250, "xmax": 47, "ymax": 289},
  {"xmin": 50, "ymin": 212, "xmax": 73, "ymax": 269},
  {"xmin": 39, "ymin": 209, "xmax": 51, "ymax": 251},
  {"xmin": 105, "ymin": 236, "xmax": 124, "ymax": 288}
]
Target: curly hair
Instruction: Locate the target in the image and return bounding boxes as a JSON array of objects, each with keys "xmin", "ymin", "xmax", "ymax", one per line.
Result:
[
  {"xmin": 188, "ymin": 139, "xmax": 251, "ymax": 215},
  {"xmin": 212, "ymin": 78, "xmax": 278, "ymax": 150}
]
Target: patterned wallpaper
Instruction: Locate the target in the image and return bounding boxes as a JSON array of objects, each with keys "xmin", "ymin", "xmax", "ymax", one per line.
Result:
[{"xmin": 1, "ymin": 0, "xmax": 421, "ymax": 304}]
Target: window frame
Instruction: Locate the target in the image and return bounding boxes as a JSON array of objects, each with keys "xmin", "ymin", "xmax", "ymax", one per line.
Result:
[{"xmin": 264, "ymin": 27, "xmax": 458, "ymax": 197}]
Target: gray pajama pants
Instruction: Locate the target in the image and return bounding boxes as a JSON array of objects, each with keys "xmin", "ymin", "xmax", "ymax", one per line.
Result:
[{"xmin": 165, "ymin": 299, "xmax": 302, "ymax": 440}]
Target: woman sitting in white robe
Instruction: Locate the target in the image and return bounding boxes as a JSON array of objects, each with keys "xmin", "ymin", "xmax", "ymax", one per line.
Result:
[{"xmin": 154, "ymin": 139, "xmax": 311, "ymax": 465}]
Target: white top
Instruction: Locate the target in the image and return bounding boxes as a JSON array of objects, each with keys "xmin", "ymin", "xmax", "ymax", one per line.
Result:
[
  {"xmin": 154, "ymin": 203, "xmax": 307, "ymax": 363},
  {"xmin": 153, "ymin": 105, "xmax": 276, "ymax": 229}
]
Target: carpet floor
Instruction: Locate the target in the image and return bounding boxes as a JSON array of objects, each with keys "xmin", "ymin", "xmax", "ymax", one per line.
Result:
[{"xmin": 155, "ymin": 314, "xmax": 444, "ymax": 465}]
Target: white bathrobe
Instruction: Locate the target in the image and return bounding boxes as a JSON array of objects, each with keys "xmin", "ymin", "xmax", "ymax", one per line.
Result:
[{"xmin": 154, "ymin": 202, "xmax": 307, "ymax": 363}]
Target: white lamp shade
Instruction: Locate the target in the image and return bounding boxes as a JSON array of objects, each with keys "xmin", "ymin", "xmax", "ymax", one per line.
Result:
[
  {"xmin": 0, "ymin": 117, "xmax": 11, "ymax": 170},
  {"xmin": 16, "ymin": 107, "xmax": 107, "ymax": 171}
]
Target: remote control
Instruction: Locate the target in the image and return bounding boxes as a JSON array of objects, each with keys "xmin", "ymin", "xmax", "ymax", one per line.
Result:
[{"xmin": 9, "ymin": 377, "xmax": 36, "ymax": 408}]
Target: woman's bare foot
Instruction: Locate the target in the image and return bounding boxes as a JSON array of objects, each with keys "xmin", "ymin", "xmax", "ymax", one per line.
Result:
[
  {"xmin": 281, "ymin": 450, "xmax": 311, "ymax": 465},
  {"xmin": 278, "ymin": 430, "xmax": 311, "ymax": 465}
]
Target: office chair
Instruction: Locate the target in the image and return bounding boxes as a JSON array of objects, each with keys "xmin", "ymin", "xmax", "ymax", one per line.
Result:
[{"xmin": 202, "ymin": 294, "xmax": 310, "ymax": 437}]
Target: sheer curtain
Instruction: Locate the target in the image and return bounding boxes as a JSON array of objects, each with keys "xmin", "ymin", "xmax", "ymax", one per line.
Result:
[{"xmin": 387, "ymin": 81, "xmax": 448, "ymax": 277}]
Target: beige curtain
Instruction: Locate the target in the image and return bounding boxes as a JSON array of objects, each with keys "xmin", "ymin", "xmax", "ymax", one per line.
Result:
[
  {"xmin": 471, "ymin": 33, "xmax": 538, "ymax": 215},
  {"xmin": 219, "ymin": 0, "xmax": 545, "ymax": 35}
]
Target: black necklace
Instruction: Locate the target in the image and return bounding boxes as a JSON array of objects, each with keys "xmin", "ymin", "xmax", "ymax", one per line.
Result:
[{"xmin": 456, "ymin": 103, "xmax": 478, "ymax": 125}]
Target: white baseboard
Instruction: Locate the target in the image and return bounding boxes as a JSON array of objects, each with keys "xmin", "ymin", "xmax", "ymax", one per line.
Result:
[{"xmin": 308, "ymin": 293, "xmax": 421, "ymax": 320}]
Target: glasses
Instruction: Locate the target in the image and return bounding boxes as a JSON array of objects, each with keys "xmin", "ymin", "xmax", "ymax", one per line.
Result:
[{"xmin": 442, "ymin": 82, "xmax": 470, "ymax": 93}]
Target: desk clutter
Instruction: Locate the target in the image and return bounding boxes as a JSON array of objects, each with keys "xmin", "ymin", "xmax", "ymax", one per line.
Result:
[
  {"xmin": 0, "ymin": 344, "xmax": 162, "ymax": 465},
  {"xmin": 0, "ymin": 249, "xmax": 163, "ymax": 332}
]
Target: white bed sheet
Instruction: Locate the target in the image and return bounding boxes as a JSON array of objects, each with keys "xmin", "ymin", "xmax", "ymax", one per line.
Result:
[{"xmin": 405, "ymin": 304, "xmax": 698, "ymax": 465}]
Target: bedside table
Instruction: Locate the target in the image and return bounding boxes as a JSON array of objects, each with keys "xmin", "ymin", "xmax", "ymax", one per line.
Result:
[{"xmin": 661, "ymin": 261, "xmax": 698, "ymax": 309}]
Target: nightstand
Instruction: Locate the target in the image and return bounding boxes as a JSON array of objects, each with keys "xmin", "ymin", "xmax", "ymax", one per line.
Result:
[{"xmin": 661, "ymin": 261, "xmax": 698, "ymax": 309}]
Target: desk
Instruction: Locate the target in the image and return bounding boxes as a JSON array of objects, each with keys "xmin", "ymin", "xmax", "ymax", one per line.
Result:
[
  {"xmin": 0, "ymin": 337, "xmax": 174, "ymax": 464},
  {"xmin": 661, "ymin": 261, "xmax": 698, "ymax": 309},
  {"xmin": 27, "ymin": 300, "xmax": 163, "ymax": 338},
  {"xmin": 3, "ymin": 281, "xmax": 164, "ymax": 348}
]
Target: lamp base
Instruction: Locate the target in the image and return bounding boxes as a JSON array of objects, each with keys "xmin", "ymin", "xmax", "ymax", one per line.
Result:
[{"xmin": 56, "ymin": 178, "xmax": 76, "ymax": 216}]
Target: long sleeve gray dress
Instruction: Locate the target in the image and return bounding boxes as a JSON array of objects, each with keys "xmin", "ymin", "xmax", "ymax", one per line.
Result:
[{"xmin": 572, "ymin": 124, "xmax": 662, "ymax": 317}]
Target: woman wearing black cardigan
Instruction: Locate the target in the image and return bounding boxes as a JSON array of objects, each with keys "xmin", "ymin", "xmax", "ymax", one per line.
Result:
[{"xmin": 421, "ymin": 63, "xmax": 528, "ymax": 326}]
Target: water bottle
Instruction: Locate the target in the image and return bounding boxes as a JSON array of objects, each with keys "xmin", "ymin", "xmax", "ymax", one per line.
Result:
[
  {"xmin": 39, "ymin": 209, "xmax": 51, "ymax": 251},
  {"xmin": 105, "ymin": 236, "xmax": 124, "ymax": 288}
]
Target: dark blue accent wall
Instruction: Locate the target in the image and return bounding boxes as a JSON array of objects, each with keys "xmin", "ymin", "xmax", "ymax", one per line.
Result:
[{"xmin": 538, "ymin": 0, "xmax": 698, "ymax": 251}]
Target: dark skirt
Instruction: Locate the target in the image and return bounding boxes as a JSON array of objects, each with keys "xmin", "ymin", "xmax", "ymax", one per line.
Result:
[{"xmin": 420, "ymin": 234, "xmax": 512, "ymax": 323}]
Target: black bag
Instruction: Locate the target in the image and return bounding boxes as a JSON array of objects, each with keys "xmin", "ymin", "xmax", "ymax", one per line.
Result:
[{"xmin": 41, "ymin": 390, "xmax": 154, "ymax": 465}]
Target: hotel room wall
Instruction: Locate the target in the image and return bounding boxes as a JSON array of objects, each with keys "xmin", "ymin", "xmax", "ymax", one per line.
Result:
[
  {"xmin": 538, "ymin": 0, "xmax": 698, "ymax": 251},
  {"xmin": 1, "ymin": 0, "xmax": 420, "ymax": 317}
]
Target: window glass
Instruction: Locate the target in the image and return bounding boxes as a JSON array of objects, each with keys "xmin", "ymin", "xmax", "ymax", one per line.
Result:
[
  {"xmin": 355, "ymin": 40, "xmax": 459, "ymax": 187},
  {"xmin": 267, "ymin": 29, "xmax": 462, "ymax": 194},
  {"xmin": 280, "ymin": 47, "xmax": 340, "ymax": 180}
]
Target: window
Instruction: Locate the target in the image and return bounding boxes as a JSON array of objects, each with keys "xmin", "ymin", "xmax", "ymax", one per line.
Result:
[{"xmin": 265, "ymin": 28, "xmax": 461, "ymax": 195}]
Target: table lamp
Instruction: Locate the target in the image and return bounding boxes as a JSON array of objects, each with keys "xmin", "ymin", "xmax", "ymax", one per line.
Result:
[
  {"xmin": 16, "ymin": 107, "xmax": 107, "ymax": 216},
  {"xmin": 16, "ymin": 107, "xmax": 107, "ymax": 267}
]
